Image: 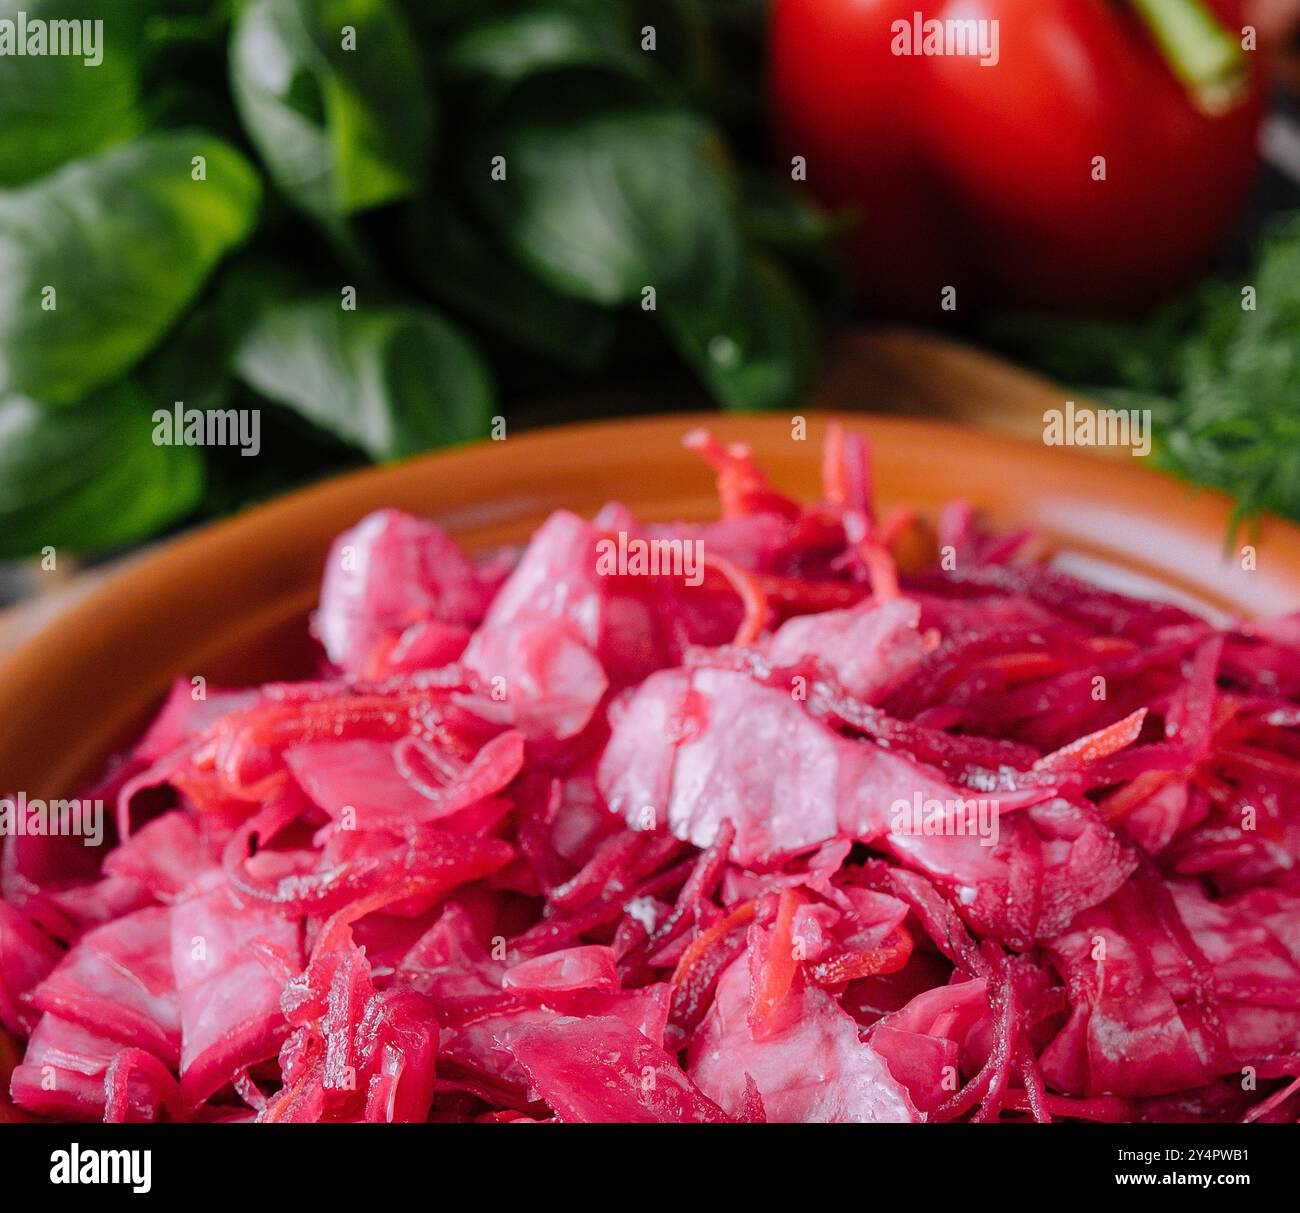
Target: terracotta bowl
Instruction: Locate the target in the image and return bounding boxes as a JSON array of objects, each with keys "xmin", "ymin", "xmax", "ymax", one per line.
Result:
[{"xmin": 1, "ymin": 411, "xmax": 1298, "ymax": 803}]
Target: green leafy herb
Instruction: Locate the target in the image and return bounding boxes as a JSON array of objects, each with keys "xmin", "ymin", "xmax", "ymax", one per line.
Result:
[
  {"xmin": 989, "ymin": 214, "xmax": 1300, "ymax": 524},
  {"xmin": 440, "ymin": 6, "xmax": 647, "ymax": 91},
  {"xmin": 0, "ymin": 132, "xmax": 261, "ymax": 405},
  {"xmin": 230, "ymin": 295, "xmax": 494, "ymax": 459},
  {"xmin": 0, "ymin": 0, "xmax": 146, "ymax": 186},
  {"xmin": 229, "ymin": 0, "xmax": 433, "ymax": 223},
  {"xmin": 475, "ymin": 106, "xmax": 742, "ymax": 309},
  {"xmin": 0, "ymin": 0, "xmax": 827, "ymax": 556},
  {"xmin": 665, "ymin": 253, "xmax": 818, "ymax": 412},
  {"xmin": 0, "ymin": 382, "xmax": 204, "ymax": 557},
  {"xmin": 397, "ymin": 193, "xmax": 616, "ymax": 369}
]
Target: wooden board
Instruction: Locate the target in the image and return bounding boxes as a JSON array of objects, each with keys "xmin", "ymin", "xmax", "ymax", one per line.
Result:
[{"xmin": 809, "ymin": 327, "xmax": 1113, "ymax": 455}]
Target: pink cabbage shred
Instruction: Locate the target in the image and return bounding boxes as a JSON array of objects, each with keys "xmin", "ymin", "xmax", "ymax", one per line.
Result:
[{"xmin": 4, "ymin": 424, "xmax": 1300, "ymax": 1123}]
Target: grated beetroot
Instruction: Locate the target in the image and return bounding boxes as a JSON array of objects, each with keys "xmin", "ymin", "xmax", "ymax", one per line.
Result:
[{"xmin": 4, "ymin": 424, "xmax": 1300, "ymax": 1123}]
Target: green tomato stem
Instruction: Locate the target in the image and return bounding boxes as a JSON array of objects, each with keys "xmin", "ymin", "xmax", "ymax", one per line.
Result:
[{"xmin": 1129, "ymin": 0, "xmax": 1248, "ymax": 114}]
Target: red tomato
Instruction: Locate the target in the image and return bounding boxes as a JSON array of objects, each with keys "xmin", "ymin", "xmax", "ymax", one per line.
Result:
[{"xmin": 770, "ymin": 0, "xmax": 1266, "ymax": 317}]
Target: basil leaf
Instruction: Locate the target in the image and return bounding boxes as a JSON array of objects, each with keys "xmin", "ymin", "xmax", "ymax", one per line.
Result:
[
  {"xmin": 230, "ymin": 0, "xmax": 433, "ymax": 222},
  {"xmin": 476, "ymin": 106, "xmax": 742, "ymax": 308},
  {"xmin": 397, "ymin": 195, "xmax": 615, "ymax": 369},
  {"xmin": 0, "ymin": 132, "xmax": 261, "ymax": 405},
  {"xmin": 740, "ymin": 172, "xmax": 843, "ymax": 252},
  {"xmin": 441, "ymin": 6, "xmax": 647, "ymax": 90},
  {"xmin": 0, "ymin": 383, "xmax": 204, "ymax": 557},
  {"xmin": 0, "ymin": 0, "xmax": 145, "ymax": 185},
  {"xmin": 140, "ymin": 302, "xmax": 234, "ymax": 417},
  {"xmin": 230, "ymin": 296, "xmax": 494, "ymax": 458},
  {"xmin": 664, "ymin": 253, "xmax": 818, "ymax": 411}
]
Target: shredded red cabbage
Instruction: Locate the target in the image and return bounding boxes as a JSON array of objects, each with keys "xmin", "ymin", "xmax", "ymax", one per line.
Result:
[{"xmin": 4, "ymin": 424, "xmax": 1300, "ymax": 1123}]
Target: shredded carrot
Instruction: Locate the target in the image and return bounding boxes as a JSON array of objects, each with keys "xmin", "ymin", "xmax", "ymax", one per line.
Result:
[
  {"xmin": 970, "ymin": 651, "xmax": 1068, "ymax": 683},
  {"xmin": 749, "ymin": 888, "xmax": 809, "ymax": 1032},
  {"xmin": 703, "ymin": 554, "xmax": 770, "ymax": 646},
  {"xmin": 858, "ymin": 539, "xmax": 900, "ymax": 602},
  {"xmin": 1033, "ymin": 707, "xmax": 1148, "ymax": 772},
  {"xmin": 1100, "ymin": 767, "xmax": 1179, "ymax": 821},
  {"xmin": 808, "ymin": 927, "xmax": 914, "ymax": 987},
  {"xmin": 670, "ymin": 900, "xmax": 757, "ymax": 991}
]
